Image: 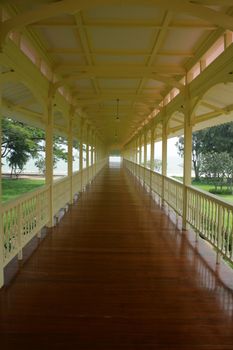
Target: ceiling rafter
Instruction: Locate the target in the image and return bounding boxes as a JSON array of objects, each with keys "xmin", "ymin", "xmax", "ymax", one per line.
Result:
[
  {"xmin": 3, "ymin": 1, "xmax": 233, "ymax": 146},
  {"xmin": 76, "ymin": 95, "xmax": 162, "ymax": 107},
  {"xmin": 51, "ymin": 68, "xmax": 183, "ymax": 100},
  {"xmin": 135, "ymin": 11, "xmax": 173, "ymax": 110},
  {"xmin": 47, "ymin": 48, "xmax": 194, "ymax": 57},
  {"xmin": 73, "ymin": 12, "xmax": 100, "ymax": 96},
  {"xmin": 3, "ymin": 0, "xmax": 233, "ymax": 41},
  {"xmin": 194, "ymin": 103, "xmax": 233, "ymax": 124},
  {"xmin": 31, "ymin": 20, "xmax": 217, "ymax": 30},
  {"xmin": 200, "ymin": 100, "xmax": 226, "ymax": 112},
  {"xmin": 54, "ymin": 64, "xmax": 184, "ymax": 75}
]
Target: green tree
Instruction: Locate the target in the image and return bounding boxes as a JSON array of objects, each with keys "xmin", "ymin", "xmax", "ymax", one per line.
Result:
[
  {"xmin": 2, "ymin": 118, "xmax": 68, "ymax": 177},
  {"xmin": 176, "ymin": 122, "xmax": 233, "ymax": 181},
  {"xmin": 200, "ymin": 152, "xmax": 232, "ymax": 192},
  {"xmin": 176, "ymin": 130, "xmax": 207, "ymax": 181}
]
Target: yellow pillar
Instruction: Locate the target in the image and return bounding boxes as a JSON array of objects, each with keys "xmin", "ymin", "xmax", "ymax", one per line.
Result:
[
  {"xmin": 150, "ymin": 126, "xmax": 155, "ymax": 170},
  {"xmin": 133, "ymin": 137, "xmax": 136, "ymax": 163},
  {"xmin": 162, "ymin": 120, "xmax": 167, "ymax": 206},
  {"xmin": 86, "ymin": 124, "xmax": 90, "ymax": 183},
  {"xmin": 139, "ymin": 132, "xmax": 142, "ymax": 165},
  {"xmin": 90, "ymin": 130, "xmax": 93, "ymax": 166},
  {"xmin": 94, "ymin": 133, "xmax": 97, "ymax": 175},
  {"xmin": 144, "ymin": 130, "xmax": 147, "ymax": 168},
  {"xmin": 79, "ymin": 119, "xmax": 83, "ymax": 190},
  {"xmin": 68, "ymin": 113, "xmax": 73, "ymax": 204},
  {"xmin": 45, "ymin": 98, "xmax": 54, "ymax": 227},
  {"xmin": 162, "ymin": 121, "xmax": 167, "ymax": 176},
  {"xmin": 182, "ymin": 91, "xmax": 192, "ymax": 230},
  {"xmin": 0, "ymin": 81, "xmax": 3, "ymax": 288},
  {"xmin": 90, "ymin": 129, "xmax": 94, "ymax": 179}
]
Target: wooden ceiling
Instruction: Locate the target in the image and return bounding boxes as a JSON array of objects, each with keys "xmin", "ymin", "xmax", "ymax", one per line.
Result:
[{"xmin": 2, "ymin": 1, "xmax": 233, "ymax": 147}]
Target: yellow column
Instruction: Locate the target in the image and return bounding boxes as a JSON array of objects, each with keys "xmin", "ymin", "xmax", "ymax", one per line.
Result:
[
  {"xmin": 86, "ymin": 124, "xmax": 90, "ymax": 182},
  {"xmin": 133, "ymin": 137, "xmax": 136, "ymax": 163},
  {"xmin": 139, "ymin": 132, "xmax": 142, "ymax": 165},
  {"xmin": 162, "ymin": 121, "xmax": 167, "ymax": 176},
  {"xmin": 162, "ymin": 119, "xmax": 168, "ymax": 206},
  {"xmin": 0, "ymin": 80, "xmax": 3, "ymax": 288},
  {"xmin": 182, "ymin": 90, "xmax": 192, "ymax": 230},
  {"xmin": 68, "ymin": 112, "xmax": 73, "ymax": 204},
  {"xmin": 94, "ymin": 133, "xmax": 97, "ymax": 175},
  {"xmin": 79, "ymin": 119, "xmax": 83, "ymax": 190},
  {"xmin": 150, "ymin": 126, "xmax": 155, "ymax": 170},
  {"xmin": 90, "ymin": 129, "xmax": 94, "ymax": 179},
  {"xmin": 144, "ymin": 130, "xmax": 147, "ymax": 168},
  {"xmin": 45, "ymin": 98, "xmax": 54, "ymax": 227}
]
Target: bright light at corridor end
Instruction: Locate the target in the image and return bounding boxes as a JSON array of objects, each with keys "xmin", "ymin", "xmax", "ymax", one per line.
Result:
[{"xmin": 109, "ymin": 156, "xmax": 122, "ymax": 163}]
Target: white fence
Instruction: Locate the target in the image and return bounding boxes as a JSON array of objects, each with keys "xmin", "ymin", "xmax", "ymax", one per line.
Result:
[
  {"xmin": 124, "ymin": 159, "xmax": 233, "ymax": 266},
  {"xmin": 1, "ymin": 159, "xmax": 107, "ymax": 287}
]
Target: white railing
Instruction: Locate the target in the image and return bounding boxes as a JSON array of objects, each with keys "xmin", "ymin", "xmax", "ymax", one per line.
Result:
[
  {"xmin": 124, "ymin": 159, "xmax": 233, "ymax": 266},
  {"xmin": 187, "ymin": 186, "xmax": 233, "ymax": 262},
  {"xmin": 164, "ymin": 177, "xmax": 183, "ymax": 216},
  {"xmin": 0, "ymin": 159, "xmax": 107, "ymax": 287},
  {"xmin": 53, "ymin": 176, "xmax": 71, "ymax": 215},
  {"xmin": 2, "ymin": 185, "xmax": 50, "ymax": 267},
  {"xmin": 72, "ymin": 170, "xmax": 82, "ymax": 195}
]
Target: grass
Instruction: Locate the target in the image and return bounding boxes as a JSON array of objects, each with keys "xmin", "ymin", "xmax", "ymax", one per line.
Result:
[
  {"xmin": 2, "ymin": 175, "xmax": 233, "ymax": 205},
  {"xmin": 172, "ymin": 176, "xmax": 233, "ymax": 203},
  {"xmin": 2, "ymin": 178, "xmax": 45, "ymax": 202}
]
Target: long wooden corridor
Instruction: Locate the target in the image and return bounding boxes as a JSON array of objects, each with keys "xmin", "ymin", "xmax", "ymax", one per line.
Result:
[{"xmin": 1, "ymin": 163, "xmax": 233, "ymax": 349}]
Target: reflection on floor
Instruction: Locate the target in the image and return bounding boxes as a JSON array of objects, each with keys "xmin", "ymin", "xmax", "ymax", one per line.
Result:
[{"xmin": 1, "ymin": 163, "xmax": 233, "ymax": 349}]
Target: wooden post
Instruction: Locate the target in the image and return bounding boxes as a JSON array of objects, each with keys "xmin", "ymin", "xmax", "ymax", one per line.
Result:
[
  {"xmin": 143, "ymin": 130, "xmax": 147, "ymax": 186},
  {"xmin": 68, "ymin": 112, "xmax": 73, "ymax": 204},
  {"xmin": 45, "ymin": 97, "xmax": 54, "ymax": 227},
  {"xmin": 162, "ymin": 120, "xmax": 167, "ymax": 207},
  {"xmin": 139, "ymin": 132, "xmax": 142, "ymax": 165},
  {"xmin": 79, "ymin": 119, "xmax": 83, "ymax": 191},
  {"xmin": 150, "ymin": 125, "xmax": 155, "ymax": 191},
  {"xmin": 0, "ymin": 76, "xmax": 4, "ymax": 288},
  {"xmin": 150, "ymin": 126, "xmax": 155, "ymax": 171},
  {"xmin": 182, "ymin": 88, "xmax": 192, "ymax": 230},
  {"xmin": 134, "ymin": 137, "xmax": 137, "ymax": 163},
  {"xmin": 94, "ymin": 133, "xmax": 97, "ymax": 176},
  {"xmin": 144, "ymin": 130, "xmax": 147, "ymax": 168},
  {"xmin": 90, "ymin": 129, "xmax": 94, "ymax": 180},
  {"xmin": 86, "ymin": 124, "xmax": 90, "ymax": 182}
]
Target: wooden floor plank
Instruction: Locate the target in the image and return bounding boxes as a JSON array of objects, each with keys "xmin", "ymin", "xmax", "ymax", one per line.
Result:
[{"xmin": 1, "ymin": 164, "xmax": 233, "ymax": 349}]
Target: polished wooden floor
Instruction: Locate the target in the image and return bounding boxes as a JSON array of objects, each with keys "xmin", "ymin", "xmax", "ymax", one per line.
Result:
[{"xmin": 1, "ymin": 163, "xmax": 233, "ymax": 349}]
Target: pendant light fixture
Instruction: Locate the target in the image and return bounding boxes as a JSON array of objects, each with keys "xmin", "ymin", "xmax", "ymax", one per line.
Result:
[{"xmin": 115, "ymin": 98, "xmax": 120, "ymax": 121}]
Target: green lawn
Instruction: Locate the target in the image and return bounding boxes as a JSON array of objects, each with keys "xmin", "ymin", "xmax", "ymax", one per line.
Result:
[
  {"xmin": 2, "ymin": 178, "xmax": 45, "ymax": 202},
  {"xmin": 193, "ymin": 182, "xmax": 233, "ymax": 203},
  {"xmin": 2, "ymin": 176, "xmax": 233, "ymax": 204},
  {"xmin": 173, "ymin": 176, "xmax": 233, "ymax": 203}
]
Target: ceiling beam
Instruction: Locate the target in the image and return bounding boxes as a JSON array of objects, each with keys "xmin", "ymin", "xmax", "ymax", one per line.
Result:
[
  {"xmin": 194, "ymin": 103, "xmax": 233, "ymax": 124},
  {"xmin": 73, "ymin": 92, "xmax": 163, "ymax": 99},
  {"xmin": 75, "ymin": 95, "xmax": 161, "ymax": 107},
  {"xmin": 135, "ymin": 11, "xmax": 173, "ymax": 98},
  {"xmin": 54, "ymin": 64, "xmax": 184, "ymax": 75},
  {"xmin": 51, "ymin": 66, "xmax": 184, "ymax": 93},
  {"xmin": 47, "ymin": 48, "xmax": 194, "ymax": 57},
  {"xmin": 200, "ymin": 100, "xmax": 226, "ymax": 113},
  {"xmin": 3, "ymin": 0, "xmax": 233, "ymax": 41},
  {"xmin": 31, "ymin": 20, "xmax": 217, "ymax": 30},
  {"xmin": 73, "ymin": 12, "xmax": 100, "ymax": 95}
]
